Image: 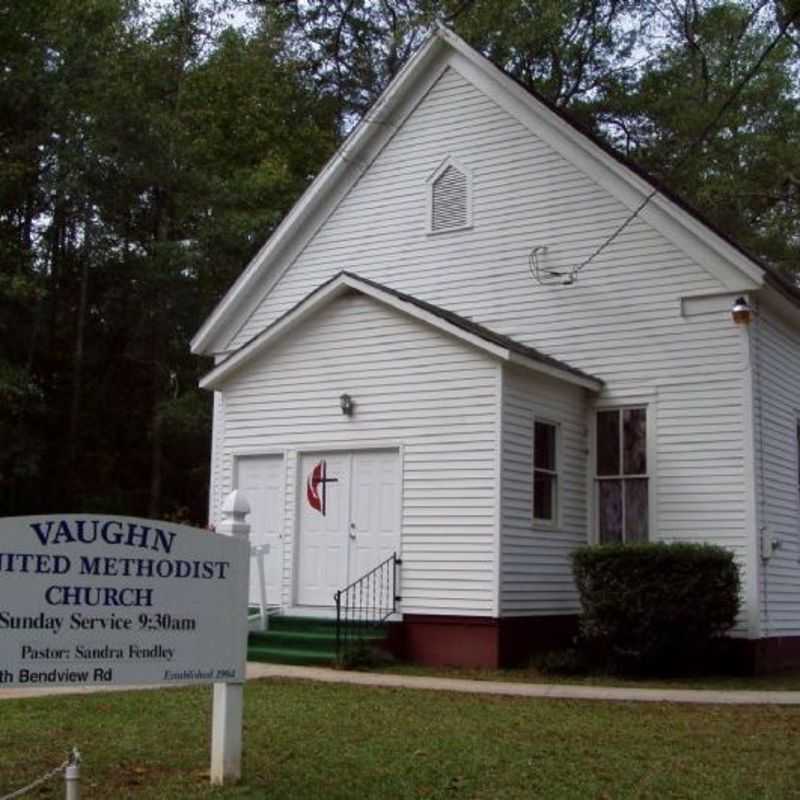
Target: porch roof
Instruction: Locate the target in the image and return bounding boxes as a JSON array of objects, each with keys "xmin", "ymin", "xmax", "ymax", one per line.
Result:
[{"xmin": 200, "ymin": 271, "xmax": 604, "ymax": 392}]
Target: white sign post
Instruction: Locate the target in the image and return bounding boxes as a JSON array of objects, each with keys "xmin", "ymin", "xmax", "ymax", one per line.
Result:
[
  {"xmin": 211, "ymin": 490, "xmax": 250, "ymax": 784},
  {"xmin": 0, "ymin": 494, "xmax": 252, "ymax": 786}
]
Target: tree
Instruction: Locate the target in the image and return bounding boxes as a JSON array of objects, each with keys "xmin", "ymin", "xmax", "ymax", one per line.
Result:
[
  {"xmin": 442, "ymin": 0, "xmax": 641, "ymax": 111},
  {"xmin": 603, "ymin": 1, "xmax": 800, "ymax": 274},
  {"xmin": 244, "ymin": 1, "xmax": 799, "ymax": 276},
  {"xmin": 0, "ymin": 0, "xmax": 338, "ymax": 520},
  {"xmin": 2, "ymin": 0, "xmax": 797, "ymax": 519},
  {"xmin": 0, "ymin": 0, "xmax": 135, "ymax": 512}
]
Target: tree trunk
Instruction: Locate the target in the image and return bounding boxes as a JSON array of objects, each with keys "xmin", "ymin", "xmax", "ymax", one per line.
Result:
[
  {"xmin": 148, "ymin": 190, "xmax": 170, "ymax": 518},
  {"xmin": 148, "ymin": 389, "xmax": 164, "ymax": 519},
  {"xmin": 68, "ymin": 206, "xmax": 91, "ymax": 471}
]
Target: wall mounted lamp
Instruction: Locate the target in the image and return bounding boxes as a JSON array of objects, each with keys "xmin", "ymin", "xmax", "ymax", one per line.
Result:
[
  {"xmin": 339, "ymin": 393, "xmax": 354, "ymax": 416},
  {"xmin": 731, "ymin": 296, "xmax": 755, "ymax": 325}
]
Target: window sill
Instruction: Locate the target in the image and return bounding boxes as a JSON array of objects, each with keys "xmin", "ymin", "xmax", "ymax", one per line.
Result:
[{"xmin": 426, "ymin": 223, "xmax": 473, "ymax": 236}]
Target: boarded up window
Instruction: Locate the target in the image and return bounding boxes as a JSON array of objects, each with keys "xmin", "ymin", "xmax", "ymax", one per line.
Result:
[
  {"xmin": 596, "ymin": 408, "xmax": 648, "ymax": 543},
  {"xmin": 431, "ymin": 165, "xmax": 469, "ymax": 231}
]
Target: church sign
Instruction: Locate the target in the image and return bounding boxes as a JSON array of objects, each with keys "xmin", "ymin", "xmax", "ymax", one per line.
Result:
[{"xmin": 0, "ymin": 515, "xmax": 249, "ymax": 689}]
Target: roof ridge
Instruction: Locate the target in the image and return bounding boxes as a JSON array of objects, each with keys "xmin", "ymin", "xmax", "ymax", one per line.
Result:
[
  {"xmin": 202, "ymin": 271, "xmax": 603, "ymax": 390},
  {"xmin": 194, "ymin": 27, "xmax": 799, "ymax": 355},
  {"xmin": 454, "ymin": 30, "xmax": 799, "ymax": 301},
  {"xmin": 340, "ymin": 272, "xmax": 603, "ymax": 386}
]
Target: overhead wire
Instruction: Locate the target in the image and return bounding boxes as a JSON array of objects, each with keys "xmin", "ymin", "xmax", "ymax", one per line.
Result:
[{"xmin": 543, "ymin": 7, "xmax": 800, "ymax": 285}]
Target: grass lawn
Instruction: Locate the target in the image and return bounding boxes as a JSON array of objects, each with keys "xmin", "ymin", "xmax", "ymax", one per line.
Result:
[
  {"xmin": 375, "ymin": 663, "xmax": 800, "ymax": 692},
  {"xmin": 2, "ymin": 679, "xmax": 800, "ymax": 799}
]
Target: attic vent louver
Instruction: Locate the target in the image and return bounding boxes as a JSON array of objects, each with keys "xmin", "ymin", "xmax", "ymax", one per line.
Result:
[{"xmin": 428, "ymin": 158, "xmax": 472, "ymax": 233}]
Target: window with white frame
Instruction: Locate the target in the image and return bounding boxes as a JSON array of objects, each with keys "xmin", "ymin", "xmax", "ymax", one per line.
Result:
[
  {"xmin": 533, "ymin": 420, "xmax": 558, "ymax": 524},
  {"xmin": 596, "ymin": 407, "xmax": 648, "ymax": 543}
]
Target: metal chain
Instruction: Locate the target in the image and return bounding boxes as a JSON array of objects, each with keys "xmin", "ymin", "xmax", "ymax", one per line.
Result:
[{"xmin": 0, "ymin": 749, "xmax": 78, "ymax": 800}]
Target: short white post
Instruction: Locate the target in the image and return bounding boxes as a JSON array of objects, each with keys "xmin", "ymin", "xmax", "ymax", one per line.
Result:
[
  {"xmin": 65, "ymin": 748, "xmax": 80, "ymax": 800},
  {"xmin": 211, "ymin": 490, "xmax": 250, "ymax": 785}
]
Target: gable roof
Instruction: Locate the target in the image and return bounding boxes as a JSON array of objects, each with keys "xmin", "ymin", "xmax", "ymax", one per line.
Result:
[
  {"xmin": 192, "ymin": 26, "xmax": 793, "ymax": 356},
  {"xmin": 470, "ymin": 34, "xmax": 800, "ymax": 309},
  {"xmin": 199, "ymin": 271, "xmax": 603, "ymax": 392}
]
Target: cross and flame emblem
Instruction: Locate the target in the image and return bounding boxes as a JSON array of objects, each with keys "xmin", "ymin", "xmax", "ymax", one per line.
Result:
[{"xmin": 306, "ymin": 460, "xmax": 338, "ymax": 516}]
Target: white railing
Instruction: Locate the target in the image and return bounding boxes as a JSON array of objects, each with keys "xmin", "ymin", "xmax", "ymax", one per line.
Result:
[{"xmin": 247, "ymin": 544, "xmax": 271, "ymax": 632}]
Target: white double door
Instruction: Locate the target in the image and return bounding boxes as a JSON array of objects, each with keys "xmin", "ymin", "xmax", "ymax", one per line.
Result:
[
  {"xmin": 297, "ymin": 450, "xmax": 400, "ymax": 607},
  {"xmin": 235, "ymin": 455, "xmax": 284, "ymax": 606}
]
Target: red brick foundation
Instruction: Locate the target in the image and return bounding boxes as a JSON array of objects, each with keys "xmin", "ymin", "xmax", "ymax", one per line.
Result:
[
  {"xmin": 387, "ymin": 616, "xmax": 800, "ymax": 673},
  {"xmin": 390, "ymin": 614, "xmax": 578, "ymax": 668}
]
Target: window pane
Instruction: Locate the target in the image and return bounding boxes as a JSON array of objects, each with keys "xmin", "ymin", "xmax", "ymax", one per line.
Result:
[
  {"xmin": 534, "ymin": 472, "xmax": 555, "ymax": 521},
  {"xmin": 598, "ymin": 480, "xmax": 622, "ymax": 543},
  {"xmin": 597, "ymin": 410, "xmax": 620, "ymax": 476},
  {"xmin": 624, "ymin": 478, "xmax": 649, "ymax": 542},
  {"xmin": 534, "ymin": 421, "xmax": 556, "ymax": 471},
  {"xmin": 623, "ymin": 408, "xmax": 647, "ymax": 475}
]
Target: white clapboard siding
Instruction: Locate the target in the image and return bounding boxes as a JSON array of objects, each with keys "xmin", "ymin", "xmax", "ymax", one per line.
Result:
[
  {"xmin": 754, "ymin": 307, "xmax": 800, "ymax": 637},
  {"xmin": 214, "ymin": 292, "xmax": 500, "ymax": 616},
  {"xmin": 209, "ymin": 66, "xmax": 758, "ymax": 622},
  {"xmin": 225, "ymin": 68, "xmax": 729, "ymax": 358},
  {"xmin": 208, "ymin": 392, "xmax": 225, "ymax": 528},
  {"xmin": 653, "ymin": 349, "xmax": 752, "ymax": 634},
  {"xmin": 500, "ymin": 366, "xmax": 588, "ymax": 616}
]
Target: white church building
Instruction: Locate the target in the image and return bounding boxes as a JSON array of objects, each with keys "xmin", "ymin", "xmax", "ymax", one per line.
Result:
[{"xmin": 192, "ymin": 28, "xmax": 800, "ymax": 669}]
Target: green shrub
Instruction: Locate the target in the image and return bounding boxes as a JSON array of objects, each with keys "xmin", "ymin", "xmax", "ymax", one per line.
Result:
[{"xmin": 571, "ymin": 542, "xmax": 741, "ymax": 675}]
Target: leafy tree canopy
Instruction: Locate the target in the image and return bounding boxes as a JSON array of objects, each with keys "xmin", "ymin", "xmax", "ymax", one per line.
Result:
[{"xmin": 1, "ymin": 0, "xmax": 798, "ymax": 518}]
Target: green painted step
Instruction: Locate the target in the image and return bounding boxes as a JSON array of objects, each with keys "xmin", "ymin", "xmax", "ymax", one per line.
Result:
[
  {"xmin": 246, "ymin": 615, "xmax": 388, "ymax": 666},
  {"xmin": 265, "ymin": 616, "xmax": 339, "ymax": 635},
  {"xmin": 247, "ymin": 645, "xmax": 337, "ymax": 666},
  {"xmin": 250, "ymin": 630, "xmax": 335, "ymax": 653},
  {"xmin": 250, "ymin": 629, "xmax": 385, "ymax": 650}
]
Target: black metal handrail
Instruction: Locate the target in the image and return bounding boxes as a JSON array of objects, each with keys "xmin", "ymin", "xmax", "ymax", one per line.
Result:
[{"xmin": 334, "ymin": 552, "xmax": 401, "ymax": 663}]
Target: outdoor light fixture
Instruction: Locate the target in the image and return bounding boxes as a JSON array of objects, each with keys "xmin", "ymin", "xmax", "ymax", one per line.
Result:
[
  {"xmin": 731, "ymin": 296, "xmax": 754, "ymax": 325},
  {"xmin": 340, "ymin": 393, "xmax": 354, "ymax": 416}
]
